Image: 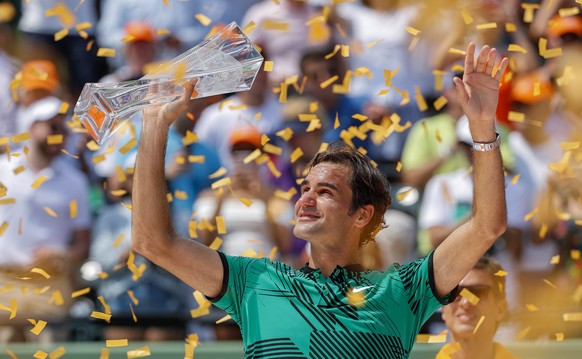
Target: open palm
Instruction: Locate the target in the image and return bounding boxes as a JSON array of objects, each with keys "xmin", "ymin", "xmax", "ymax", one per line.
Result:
[
  {"xmin": 142, "ymin": 79, "xmax": 198, "ymax": 127},
  {"xmin": 453, "ymin": 43, "xmax": 509, "ymax": 130}
]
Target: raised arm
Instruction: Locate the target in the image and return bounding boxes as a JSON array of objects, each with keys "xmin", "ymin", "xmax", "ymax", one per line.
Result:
[
  {"xmin": 131, "ymin": 80, "xmax": 224, "ymax": 298},
  {"xmin": 433, "ymin": 43, "xmax": 508, "ymax": 296}
]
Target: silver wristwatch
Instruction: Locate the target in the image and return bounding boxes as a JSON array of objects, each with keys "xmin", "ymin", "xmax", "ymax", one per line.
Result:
[{"xmin": 472, "ymin": 133, "xmax": 500, "ymax": 152}]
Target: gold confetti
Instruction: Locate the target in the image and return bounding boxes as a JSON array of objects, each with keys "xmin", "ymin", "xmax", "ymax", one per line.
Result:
[
  {"xmin": 448, "ymin": 48, "xmax": 466, "ymax": 55},
  {"xmin": 325, "ymin": 45, "xmax": 340, "ymax": 59},
  {"xmin": 209, "ymin": 237, "xmax": 223, "ymax": 250},
  {"xmin": 12, "ymin": 132, "xmax": 30, "ymax": 143},
  {"xmin": 97, "ymin": 48, "xmax": 116, "ymax": 58},
  {"xmin": 346, "ymin": 289, "xmax": 366, "ymax": 307},
  {"xmin": 459, "ymin": 288, "xmax": 480, "ymax": 305},
  {"xmin": 243, "ymin": 21, "xmax": 256, "ymax": 35},
  {"xmin": 572, "ymin": 250, "xmax": 581, "ymax": 260},
  {"xmin": 127, "ymin": 345, "xmax": 151, "ymax": 359},
  {"xmin": 515, "ymin": 326, "xmax": 531, "ymax": 340},
  {"xmin": 99, "ymin": 348, "xmax": 110, "ymax": 359},
  {"xmin": 550, "ymin": 254, "xmax": 560, "ymax": 264},
  {"xmin": 414, "ymin": 87, "xmax": 428, "ymax": 112},
  {"xmin": 563, "ymin": 313, "xmax": 582, "ymax": 321},
  {"xmin": 71, "ymin": 287, "xmax": 91, "ymax": 298},
  {"xmin": 367, "ymin": 39, "xmax": 384, "ymax": 48},
  {"xmin": 54, "ymin": 28, "xmax": 69, "ymax": 42},
  {"xmin": 240, "ymin": 198, "xmax": 253, "ymax": 207},
  {"xmin": 243, "ymin": 149, "xmax": 262, "ymax": 164},
  {"xmin": 521, "ymin": 3, "xmax": 540, "ymax": 23},
  {"xmin": 127, "ymin": 290, "xmax": 139, "ymax": 305},
  {"xmin": 30, "ymin": 319, "xmax": 47, "ymax": 335},
  {"xmin": 473, "ymin": 316, "xmax": 486, "ymax": 334},
  {"xmin": 262, "ymin": 20, "xmax": 289, "ymax": 31},
  {"xmin": 113, "ymin": 233, "xmax": 125, "ymax": 247},
  {"xmin": 543, "ymin": 279, "xmax": 557, "ymax": 289},
  {"xmin": 0, "ymin": 3, "xmax": 16, "ymax": 23},
  {"xmin": 216, "ymin": 216, "xmax": 226, "ymax": 234},
  {"xmin": 508, "ymin": 44, "xmax": 527, "ymax": 54},
  {"xmin": 505, "ymin": 23, "xmax": 517, "ymax": 32},
  {"xmin": 43, "ymin": 207, "xmax": 58, "ymax": 218},
  {"xmin": 526, "ymin": 304, "xmax": 538, "ymax": 312},
  {"xmin": 508, "ymin": 111, "xmax": 525, "ymax": 123},
  {"xmin": 45, "ymin": 3, "xmax": 75, "ymax": 27},
  {"xmin": 91, "ymin": 311, "xmax": 112, "ymax": 322},
  {"xmin": 264, "ymin": 61, "xmax": 274, "ymax": 72},
  {"xmin": 494, "ymin": 270, "xmax": 508, "ymax": 277},
  {"xmin": 0, "ymin": 221, "xmax": 8, "ymax": 237},
  {"xmin": 433, "ymin": 96, "xmax": 448, "ymax": 111},
  {"xmin": 209, "ymin": 167, "xmax": 227, "ymax": 179},
  {"xmin": 573, "ymin": 285, "xmax": 582, "ymax": 303},
  {"xmin": 31, "ymin": 268, "xmax": 51, "ymax": 279},
  {"xmin": 555, "ymin": 332, "xmax": 565, "ymax": 342},
  {"xmin": 211, "ymin": 177, "xmax": 231, "ymax": 189},
  {"xmin": 476, "ymin": 22, "xmax": 497, "ymax": 30},
  {"xmin": 263, "ymin": 143, "xmax": 282, "ymax": 156},
  {"xmin": 33, "ymin": 351, "xmax": 48, "ymax": 359},
  {"xmin": 340, "ymin": 44, "xmax": 350, "ymax": 57},
  {"xmin": 216, "ymin": 314, "xmax": 232, "ymax": 324},
  {"xmin": 290, "ymin": 148, "xmax": 304, "ymax": 163},
  {"xmin": 49, "ymin": 346, "xmax": 66, "ymax": 359},
  {"xmin": 539, "ymin": 38, "xmax": 562, "ymax": 59},
  {"xmin": 461, "ymin": 9, "xmax": 474, "ymax": 24},
  {"xmin": 32, "ymin": 176, "xmax": 48, "ymax": 189},
  {"xmin": 320, "ymin": 75, "xmax": 338, "ymax": 89},
  {"xmin": 558, "ymin": 7, "xmax": 580, "ymax": 17},
  {"xmin": 106, "ymin": 339, "xmax": 128, "ymax": 347},
  {"xmin": 561, "ymin": 141, "xmax": 580, "ymax": 151},
  {"xmin": 269, "ymin": 246, "xmax": 278, "ymax": 261},
  {"xmin": 395, "ymin": 162, "xmax": 403, "ymax": 172},
  {"xmin": 194, "ymin": 13, "xmax": 211, "ymax": 26}
]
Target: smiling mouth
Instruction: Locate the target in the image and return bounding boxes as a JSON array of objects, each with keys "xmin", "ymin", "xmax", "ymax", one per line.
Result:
[{"xmin": 297, "ymin": 212, "xmax": 320, "ymax": 220}]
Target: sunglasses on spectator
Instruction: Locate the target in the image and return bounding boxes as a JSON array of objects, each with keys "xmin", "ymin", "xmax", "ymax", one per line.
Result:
[{"xmin": 454, "ymin": 285, "xmax": 493, "ymax": 302}]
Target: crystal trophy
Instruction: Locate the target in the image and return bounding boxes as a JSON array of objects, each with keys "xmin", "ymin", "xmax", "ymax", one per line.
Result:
[{"xmin": 74, "ymin": 22, "xmax": 263, "ymax": 145}]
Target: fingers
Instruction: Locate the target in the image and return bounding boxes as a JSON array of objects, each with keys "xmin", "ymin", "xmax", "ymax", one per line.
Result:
[
  {"xmin": 485, "ymin": 48, "xmax": 497, "ymax": 75},
  {"xmin": 453, "ymin": 77, "xmax": 468, "ymax": 104},
  {"xmin": 464, "ymin": 42, "xmax": 476, "ymax": 74},
  {"xmin": 494, "ymin": 57, "xmax": 509, "ymax": 82},
  {"xmin": 475, "ymin": 45, "xmax": 490, "ymax": 73},
  {"xmin": 184, "ymin": 78, "xmax": 199, "ymax": 100}
]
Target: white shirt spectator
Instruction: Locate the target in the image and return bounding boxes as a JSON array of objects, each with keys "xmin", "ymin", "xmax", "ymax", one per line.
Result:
[
  {"xmin": 0, "ymin": 156, "xmax": 91, "ymax": 266},
  {"xmin": 19, "ymin": 0, "xmax": 98, "ymax": 35}
]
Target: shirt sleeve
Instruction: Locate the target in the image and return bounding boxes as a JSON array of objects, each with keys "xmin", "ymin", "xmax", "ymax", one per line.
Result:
[{"xmin": 207, "ymin": 252, "xmax": 261, "ymax": 325}]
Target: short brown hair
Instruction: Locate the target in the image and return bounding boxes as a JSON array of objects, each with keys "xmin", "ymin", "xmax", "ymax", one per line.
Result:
[
  {"xmin": 306, "ymin": 143, "xmax": 391, "ymax": 246},
  {"xmin": 474, "ymin": 256, "xmax": 506, "ymax": 301}
]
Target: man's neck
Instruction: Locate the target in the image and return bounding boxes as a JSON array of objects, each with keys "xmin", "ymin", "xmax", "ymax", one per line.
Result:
[
  {"xmin": 27, "ymin": 145, "xmax": 53, "ymax": 172},
  {"xmin": 309, "ymin": 242, "xmax": 360, "ymax": 277},
  {"xmin": 450, "ymin": 336, "xmax": 496, "ymax": 359}
]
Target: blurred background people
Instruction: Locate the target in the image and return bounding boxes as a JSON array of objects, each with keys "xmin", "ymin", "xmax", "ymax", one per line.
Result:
[{"xmin": 0, "ymin": 96, "xmax": 91, "ymax": 343}]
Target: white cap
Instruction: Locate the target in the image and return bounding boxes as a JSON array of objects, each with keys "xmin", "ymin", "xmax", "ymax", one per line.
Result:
[
  {"xmin": 18, "ymin": 96, "xmax": 63, "ymax": 133},
  {"xmin": 456, "ymin": 115, "xmax": 473, "ymax": 145}
]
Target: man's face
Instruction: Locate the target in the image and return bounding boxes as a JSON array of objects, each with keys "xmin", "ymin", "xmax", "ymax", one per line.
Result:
[
  {"xmin": 442, "ymin": 269, "xmax": 506, "ymax": 340},
  {"xmin": 30, "ymin": 114, "xmax": 67, "ymax": 157},
  {"xmin": 294, "ymin": 163, "xmax": 357, "ymax": 243}
]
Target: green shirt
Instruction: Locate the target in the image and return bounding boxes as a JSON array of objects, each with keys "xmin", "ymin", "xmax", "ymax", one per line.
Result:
[{"xmin": 210, "ymin": 251, "xmax": 455, "ymax": 358}]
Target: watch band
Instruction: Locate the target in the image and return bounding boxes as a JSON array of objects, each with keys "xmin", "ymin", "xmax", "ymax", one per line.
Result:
[{"xmin": 472, "ymin": 133, "xmax": 500, "ymax": 152}]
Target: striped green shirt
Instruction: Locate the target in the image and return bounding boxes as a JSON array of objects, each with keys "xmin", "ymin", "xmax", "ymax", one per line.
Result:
[{"xmin": 210, "ymin": 251, "xmax": 455, "ymax": 359}]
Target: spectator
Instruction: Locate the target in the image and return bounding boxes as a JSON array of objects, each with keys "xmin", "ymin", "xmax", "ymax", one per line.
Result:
[
  {"xmin": 17, "ymin": 0, "xmax": 106, "ymax": 97},
  {"xmin": 0, "ymin": 96, "xmax": 91, "ymax": 343},
  {"xmin": 0, "ymin": 4, "xmax": 19, "ymax": 141},
  {"xmin": 195, "ymin": 60, "xmax": 284, "ymax": 170},
  {"xmin": 437, "ymin": 256, "xmax": 517, "ymax": 359}
]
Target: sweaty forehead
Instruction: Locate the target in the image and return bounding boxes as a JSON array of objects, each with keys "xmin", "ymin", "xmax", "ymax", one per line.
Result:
[
  {"xmin": 459, "ymin": 269, "xmax": 494, "ymax": 287},
  {"xmin": 306, "ymin": 163, "xmax": 351, "ymax": 184}
]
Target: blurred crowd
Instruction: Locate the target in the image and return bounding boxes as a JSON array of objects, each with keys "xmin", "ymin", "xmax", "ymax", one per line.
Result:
[{"xmin": 0, "ymin": 0, "xmax": 581, "ymax": 346}]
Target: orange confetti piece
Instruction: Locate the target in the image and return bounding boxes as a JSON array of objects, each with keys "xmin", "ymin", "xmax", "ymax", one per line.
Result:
[
  {"xmin": 91, "ymin": 311, "xmax": 112, "ymax": 322},
  {"xmin": 71, "ymin": 287, "xmax": 91, "ymax": 298},
  {"xmin": 461, "ymin": 9, "xmax": 474, "ymax": 24},
  {"xmin": 216, "ymin": 216, "xmax": 226, "ymax": 234},
  {"xmin": 0, "ymin": 221, "xmax": 8, "ymax": 237},
  {"xmin": 12, "ymin": 132, "xmax": 30, "ymax": 143},
  {"xmin": 262, "ymin": 20, "xmax": 288, "ymax": 31},
  {"xmin": 33, "ymin": 351, "xmax": 48, "ymax": 359},
  {"xmin": 290, "ymin": 148, "xmax": 303, "ymax": 164},
  {"xmin": 30, "ymin": 319, "xmax": 47, "ymax": 335},
  {"xmin": 459, "ymin": 287, "xmax": 480, "ymax": 305},
  {"xmin": 127, "ymin": 345, "xmax": 151, "ymax": 359},
  {"xmin": 43, "ymin": 207, "xmax": 58, "ymax": 218},
  {"xmin": 31, "ymin": 268, "xmax": 51, "ymax": 279},
  {"xmin": 215, "ymin": 314, "xmax": 232, "ymax": 324},
  {"xmin": 209, "ymin": 237, "xmax": 223, "ymax": 250},
  {"xmin": 99, "ymin": 348, "xmax": 110, "ymax": 359},
  {"xmin": 49, "ymin": 346, "xmax": 66, "ymax": 359},
  {"xmin": 195, "ymin": 13, "xmax": 211, "ymax": 26},
  {"xmin": 54, "ymin": 28, "xmax": 69, "ymax": 42},
  {"xmin": 433, "ymin": 96, "xmax": 448, "ymax": 111},
  {"xmin": 106, "ymin": 339, "xmax": 128, "ymax": 347},
  {"xmin": 539, "ymin": 38, "xmax": 562, "ymax": 59},
  {"xmin": 97, "ymin": 48, "xmax": 116, "ymax": 58}
]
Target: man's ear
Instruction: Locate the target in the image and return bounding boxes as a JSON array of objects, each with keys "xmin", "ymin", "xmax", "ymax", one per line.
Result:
[
  {"xmin": 354, "ymin": 204, "xmax": 374, "ymax": 229},
  {"xmin": 496, "ymin": 298, "xmax": 507, "ymax": 322}
]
